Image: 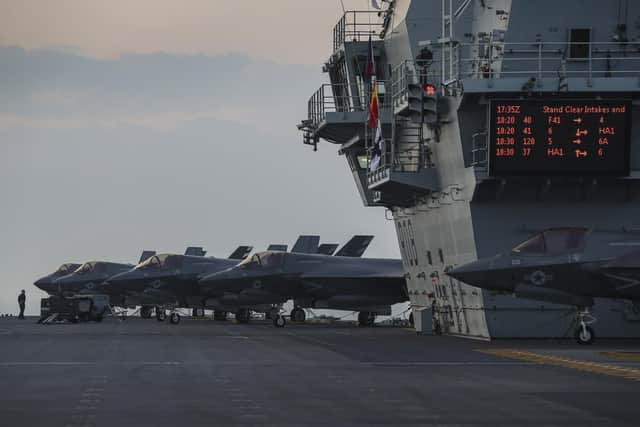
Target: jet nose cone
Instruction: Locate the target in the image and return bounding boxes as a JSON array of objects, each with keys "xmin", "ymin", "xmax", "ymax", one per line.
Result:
[
  {"xmin": 200, "ymin": 271, "xmax": 222, "ymax": 284},
  {"xmin": 199, "ymin": 270, "xmax": 232, "ymax": 289},
  {"xmin": 447, "ymin": 260, "xmax": 491, "ymax": 288},
  {"xmin": 105, "ymin": 271, "xmax": 130, "ymax": 288},
  {"xmin": 34, "ymin": 277, "xmax": 51, "ymax": 291}
]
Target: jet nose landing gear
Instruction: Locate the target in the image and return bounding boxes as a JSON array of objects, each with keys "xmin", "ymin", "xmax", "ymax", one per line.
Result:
[
  {"xmin": 574, "ymin": 307, "xmax": 596, "ymax": 345},
  {"xmin": 156, "ymin": 308, "xmax": 167, "ymax": 322},
  {"xmin": 169, "ymin": 312, "xmax": 181, "ymax": 325},
  {"xmin": 273, "ymin": 315, "xmax": 286, "ymax": 328}
]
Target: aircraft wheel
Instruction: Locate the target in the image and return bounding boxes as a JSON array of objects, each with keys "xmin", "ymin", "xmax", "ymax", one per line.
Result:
[
  {"xmin": 357, "ymin": 311, "xmax": 369, "ymax": 327},
  {"xmin": 140, "ymin": 306, "xmax": 152, "ymax": 319},
  {"xmin": 575, "ymin": 325, "xmax": 595, "ymax": 345},
  {"xmin": 236, "ymin": 309, "xmax": 250, "ymax": 324},
  {"xmin": 169, "ymin": 312, "xmax": 181, "ymax": 324},
  {"xmin": 156, "ymin": 309, "xmax": 167, "ymax": 322},
  {"xmin": 273, "ymin": 315, "xmax": 286, "ymax": 328},
  {"xmin": 291, "ymin": 308, "xmax": 306, "ymax": 323}
]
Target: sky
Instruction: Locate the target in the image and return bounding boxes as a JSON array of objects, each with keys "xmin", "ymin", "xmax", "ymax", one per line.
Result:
[{"xmin": 0, "ymin": 0, "xmax": 400, "ymax": 315}]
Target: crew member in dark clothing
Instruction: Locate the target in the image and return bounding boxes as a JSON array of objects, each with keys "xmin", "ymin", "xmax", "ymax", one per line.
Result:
[{"xmin": 18, "ymin": 290, "xmax": 26, "ymax": 319}]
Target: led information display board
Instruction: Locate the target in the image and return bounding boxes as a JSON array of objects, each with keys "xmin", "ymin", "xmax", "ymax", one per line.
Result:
[{"xmin": 489, "ymin": 99, "xmax": 632, "ymax": 176}]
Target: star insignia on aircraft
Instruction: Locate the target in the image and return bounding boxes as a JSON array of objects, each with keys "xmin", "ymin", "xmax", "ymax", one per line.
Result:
[{"xmin": 527, "ymin": 270, "xmax": 552, "ymax": 286}]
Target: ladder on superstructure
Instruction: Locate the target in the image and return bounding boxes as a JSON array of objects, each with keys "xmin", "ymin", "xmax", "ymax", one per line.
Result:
[{"xmin": 441, "ymin": 0, "xmax": 457, "ymax": 95}]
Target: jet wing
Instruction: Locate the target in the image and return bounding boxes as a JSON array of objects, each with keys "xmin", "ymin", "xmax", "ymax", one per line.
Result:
[
  {"xmin": 291, "ymin": 235, "xmax": 320, "ymax": 254},
  {"xmin": 228, "ymin": 246, "xmax": 253, "ymax": 260},
  {"xmin": 335, "ymin": 235, "xmax": 374, "ymax": 257},
  {"xmin": 185, "ymin": 247, "xmax": 207, "ymax": 257},
  {"xmin": 267, "ymin": 244, "xmax": 288, "ymax": 252},
  {"xmin": 138, "ymin": 251, "xmax": 156, "ymax": 263},
  {"xmin": 317, "ymin": 244, "xmax": 339, "ymax": 255}
]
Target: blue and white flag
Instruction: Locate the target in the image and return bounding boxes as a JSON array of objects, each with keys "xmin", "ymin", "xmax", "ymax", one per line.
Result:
[{"xmin": 370, "ymin": 118, "xmax": 383, "ymax": 172}]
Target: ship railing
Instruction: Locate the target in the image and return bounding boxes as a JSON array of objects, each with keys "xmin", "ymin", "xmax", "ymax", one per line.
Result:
[
  {"xmin": 307, "ymin": 81, "xmax": 390, "ymax": 130},
  {"xmin": 453, "ymin": 41, "xmax": 640, "ymax": 85},
  {"xmin": 367, "ymin": 138, "xmax": 427, "ymax": 182},
  {"xmin": 333, "ymin": 11, "xmax": 384, "ymax": 52},
  {"xmin": 391, "ymin": 60, "xmax": 442, "ymax": 109}
]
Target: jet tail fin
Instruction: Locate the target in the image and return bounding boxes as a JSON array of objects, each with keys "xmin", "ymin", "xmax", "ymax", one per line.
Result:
[
  {"xmin": 317, "ymin": 243, "xmax": 339, "ymax": 255},
  {"xmin": 267, "ymin": 244, "xmax": 288, "ymax": 252},
  {"xmin": 291, "ymin": 235, "xmax": 320, "ymax": 254},
  {"xmin": 185, "ymin": 247, "xmax": 207, "ymax": 257},
  {"xmin": 335, "ymin": 235, "xmax": 374, "ymax": 257},
  {"xmin": 228, "ymin": 246, "xmax": 253, "ymax": 260},
  {"xmin": 139, "ymin": 251, "xmax": 156, "ymax": 263}
]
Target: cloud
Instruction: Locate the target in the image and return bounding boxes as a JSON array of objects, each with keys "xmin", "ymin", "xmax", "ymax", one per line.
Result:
[
  {"xmin": 0, "ymin": 0, "xmax": 368, "ymax": 64},
  {"xmin": 0, "ymin": 47, "xmax": 325, "ymax": 132}
]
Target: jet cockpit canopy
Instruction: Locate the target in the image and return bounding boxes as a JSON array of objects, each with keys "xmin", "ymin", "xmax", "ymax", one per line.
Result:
[
  {"xmin": 74, "ymin": 262, "xmax": 96, "ymax": 275},
  {"xmin": 56, "ymin": 263, "xmax": 80, "ymax": 275},
  {"xmin": 512, "ymin": 228, "xmax": 589, "ymax": 255},
  {"xmin": 238, "ymin": 251, "xmax": 286, "ymax": 268},
  {"xmin": 135, "ymin": 254, "xmax": 182, "ymax": 271}
]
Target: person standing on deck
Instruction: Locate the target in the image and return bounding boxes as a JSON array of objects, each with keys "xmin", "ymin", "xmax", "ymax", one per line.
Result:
[{"xmin": 18, "ymin": 290, "xmax": 26, "ymax": 319}]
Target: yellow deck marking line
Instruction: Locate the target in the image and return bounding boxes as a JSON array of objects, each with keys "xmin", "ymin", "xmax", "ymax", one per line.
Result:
[
  {"xmin": 476, "ymin": 349, "xmax": 640, "ymax": 381},
  {"xmin": 600, "ymin": 351, "xmax": 640, "ymax": 362}
]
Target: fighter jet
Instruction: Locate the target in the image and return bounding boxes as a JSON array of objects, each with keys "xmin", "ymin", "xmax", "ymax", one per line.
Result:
[
  {"xmin": 102, "ymin": 246, "xmax": 255, "ymax": 323},
  {"xmin": 198, "ymin": 245, "xmax": 407, "ymax": 328},
  {"xmin": 35, "ymin": 251, "xmax": 157, "ymax": 304},
  {"xmin": 102, "ymin": 236, "xmax": 328, "ymax": 323},
  {"xmin": 447, "ymin": 227, "xmax": 640, "ymax": 344},
  {"xmin": 52, "ymin": 261, "xmax": 138, "ymax": 304}
]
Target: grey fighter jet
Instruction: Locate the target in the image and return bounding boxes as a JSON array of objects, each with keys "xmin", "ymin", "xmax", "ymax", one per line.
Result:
[
  {"xmin": 102, "ymin": 246, "xmax": 255, "ymax": 323},
  {"xmin": 52, "ymin": 261, "xmax": 138, "ymax": 304},
  {"xmin": 102, "ymin": 236, "xmax": 326, "ymax": 323},
  {"xmin": 447, "ymin": 227, "xmax": 640, "ymax": 344},
  {"xmin": 36, "ymin": 251, "xmax": 157, "ymax": 305},
  {"xmin": 198, "ymin": 248, "xmax": 407, "ymax": 328}
]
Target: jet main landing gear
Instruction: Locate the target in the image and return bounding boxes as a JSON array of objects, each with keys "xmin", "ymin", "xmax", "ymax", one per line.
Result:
[
  {"xmin": 290, "ymin": 307, "xmax": 306, "ymax": 323},
  {"xmin": 213, "ymin": 311, "xmax": 228, "ymax": 321},
  {"xmin": 357, "ymin": 311, "xmax": 376, "ymax": 327},
  {"xmin": 574, "ymin": 307, "xmax": 596, "ymax": 345},
  {"xmin": 235, "ymin": 308, "xmax": 250, "ymax": 324},
  {"xmin": 140, "ymin": 305, "xmax": 153, "ymax": 319},
  {"xmin": 156, "ymin": 307, "xmax": 167, "ymax": 322}
]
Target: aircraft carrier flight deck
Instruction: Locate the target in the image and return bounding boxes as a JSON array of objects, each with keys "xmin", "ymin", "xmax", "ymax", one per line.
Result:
[{"xmin": 1, "ymin": 316, "xmax": 638, "ymax": 427}]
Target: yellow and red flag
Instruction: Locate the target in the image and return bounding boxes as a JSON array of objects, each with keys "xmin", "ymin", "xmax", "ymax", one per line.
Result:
[{"xmin": 368, "ymin": 81, "xmax": 379, "ymax": 129}]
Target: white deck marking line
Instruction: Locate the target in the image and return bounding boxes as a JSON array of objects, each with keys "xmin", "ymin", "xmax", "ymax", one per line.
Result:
[{"xmin": 0, "ymin": 360, "xmax": 536, "ymax": 367}]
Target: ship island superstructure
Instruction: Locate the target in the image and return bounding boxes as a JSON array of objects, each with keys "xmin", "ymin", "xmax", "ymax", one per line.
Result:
[{"xmin": 298, "ymin": 0, "xmax": 640, "ymax": 338}]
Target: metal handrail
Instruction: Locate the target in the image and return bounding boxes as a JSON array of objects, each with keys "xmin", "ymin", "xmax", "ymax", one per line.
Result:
[
  {"xmin": 307, "ymin": 81, "xmax": 390, "ymax": 129},
  {"xmin": 391, "ymin": 60, "xmax": 443, "ymax": 108},
  {"xmin": 453, "ymin": 41, "xmax": 640, "ymax": 84},
  {"xmin": 333, "ymin": 11, "xmax": 384, "ymax": 52}
]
